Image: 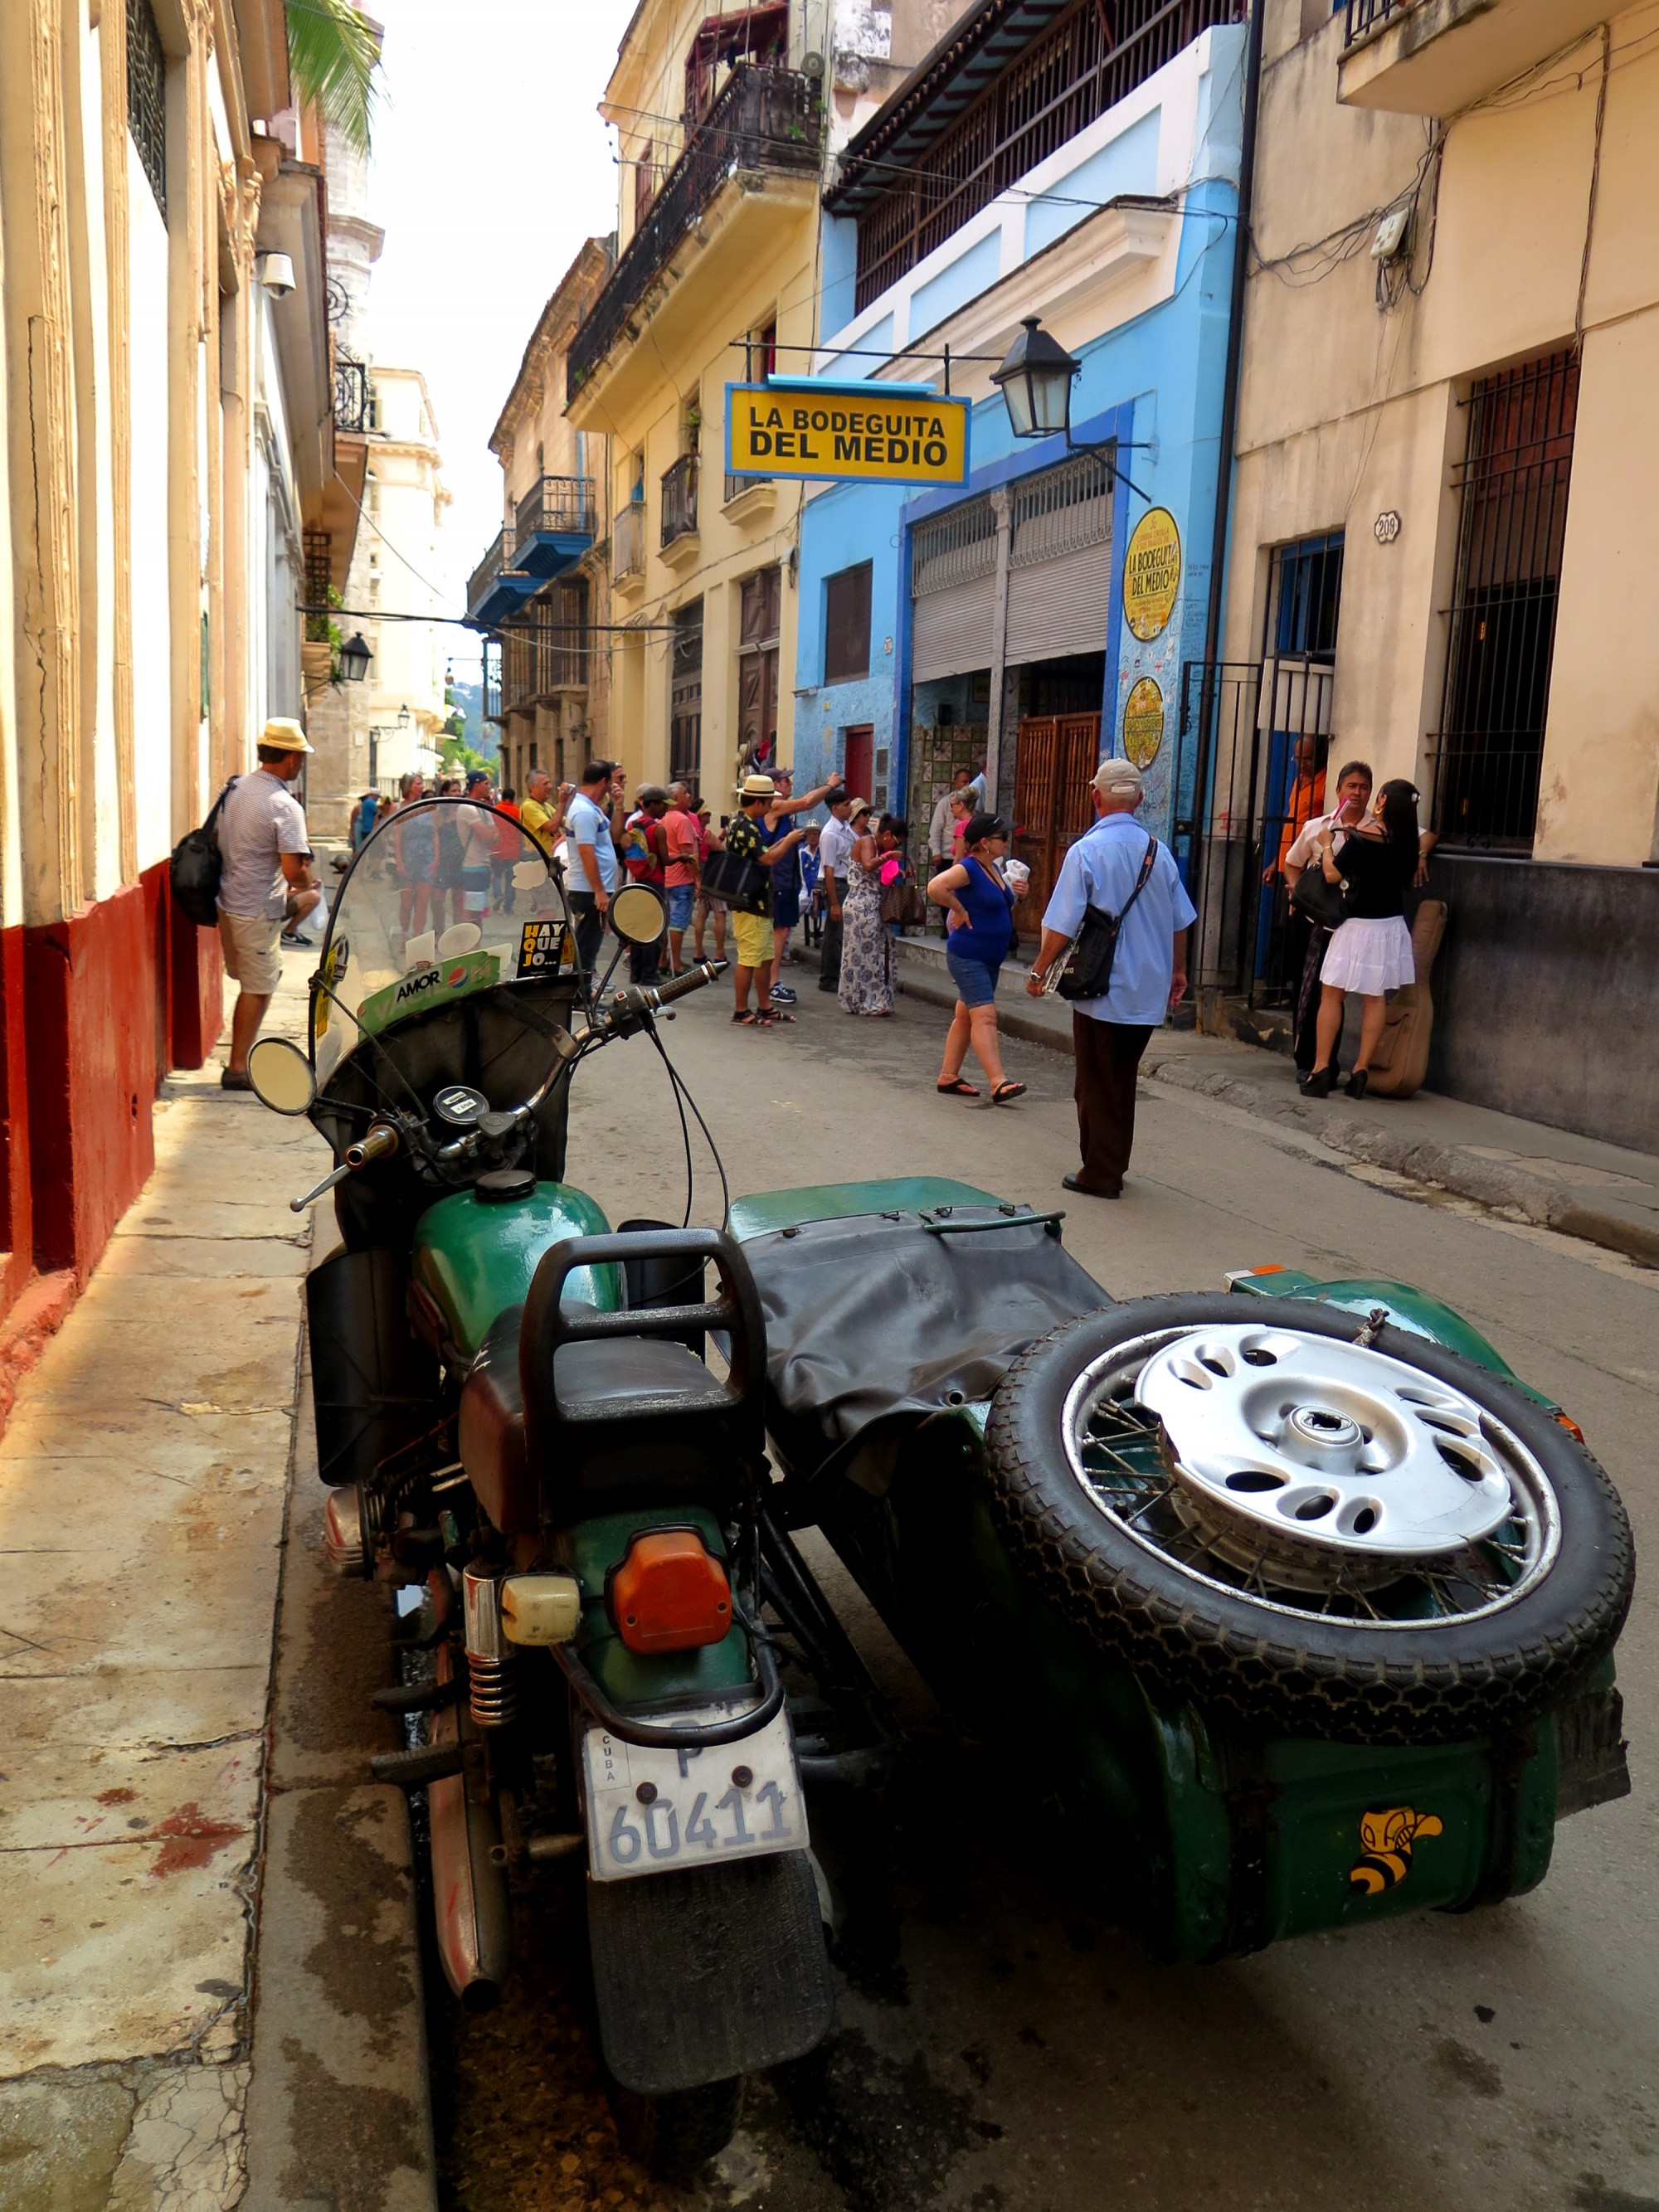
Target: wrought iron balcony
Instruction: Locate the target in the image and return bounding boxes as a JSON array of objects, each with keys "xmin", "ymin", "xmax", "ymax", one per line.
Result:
[
  {"xmin": 1345, "ymin": 0, "xmax": 1406, "ymax": 36},
  {"xmin": 567, "ymin": 66, "xmax": 822, "ymax": 399},
  {"xmin": 333, "ymin": 355, "xmax": 371, "ymax": 434},
  {"xmin": 501, "ymin": 599, "xmax": 591, "ymax": 711},
  {"xmin": 614, "ymin": 498, "xmax": 647, "ymax": 584},
  {"xmin": 514, "ymin": 475, "xmax": 597, "ymax": 547},
  {"xmin": 1340, "ymin": 0, "xmax": 1610, "ymax": 109},
  {"xmin": 465, "ymin": 529, "xmax": 538, "ymax": 628},
  {"xmin": 661, "ymin": 455, "xmax": 698, "ymax": 550}
]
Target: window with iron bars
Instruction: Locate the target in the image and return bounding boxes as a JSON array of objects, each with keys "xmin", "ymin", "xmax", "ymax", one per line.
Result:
[
  {"xmin": 128, "ymin": 0, "xmax": 168, "ymax": 221},
  {"xmin": 911, "ymin": 496, "xmax": 998, "ymax": 596},
  {"xmin": 848, "ymin": 0, "xmax": 1237, "ymax": 314},
  {"xmin": 1429, "ymin": 350, "xmax": 1579, "ymax": 852}
]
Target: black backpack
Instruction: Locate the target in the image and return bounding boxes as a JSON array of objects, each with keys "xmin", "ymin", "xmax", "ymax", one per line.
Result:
[{"xmin": 169, "ymin": 778, "xmax": 237, "ymax": 928}]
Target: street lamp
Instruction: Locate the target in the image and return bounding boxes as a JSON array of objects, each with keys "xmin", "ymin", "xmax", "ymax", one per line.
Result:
[
  {"xmin": 991, "ymin": 316, "xmax": 1079, "ymax": 440},
  {"xmin": 992, "ymin": 314, "xmax": 1153, "ymax": 498},
  {"xmin": 338, "ymin": 631, "xmax": 372, "ymax": 684}
]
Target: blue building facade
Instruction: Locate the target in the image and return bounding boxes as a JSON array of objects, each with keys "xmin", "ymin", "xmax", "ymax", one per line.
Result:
[{"xmin": 787, "ymin": 9, "xmax": 1245, "ymax": 913}]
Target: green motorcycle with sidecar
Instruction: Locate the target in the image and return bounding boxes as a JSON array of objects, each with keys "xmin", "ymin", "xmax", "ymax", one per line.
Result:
[{"xmin": 246, "ymin": 796, "xmax": 1632, "ymax": 2180}]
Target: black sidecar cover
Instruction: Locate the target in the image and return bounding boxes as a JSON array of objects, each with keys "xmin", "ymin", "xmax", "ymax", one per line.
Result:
[{"xmin": 730, "ymin": 1179, "xmax": 1110, "ymax": 1491}]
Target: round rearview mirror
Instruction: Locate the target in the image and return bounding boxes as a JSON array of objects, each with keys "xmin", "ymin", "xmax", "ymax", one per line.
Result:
[
  {"xmin": 246, "ymin": 1036, "xmax": 318, "ymax": 1116},
  {"xmin": 609, "ymin": 883, "xmax": 667, "ymax": 948}
]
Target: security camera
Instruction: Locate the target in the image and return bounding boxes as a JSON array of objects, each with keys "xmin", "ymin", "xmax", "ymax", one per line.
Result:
[{"xmin": 257, "ymin": 252, "xmax": 296, "ymax": 299}]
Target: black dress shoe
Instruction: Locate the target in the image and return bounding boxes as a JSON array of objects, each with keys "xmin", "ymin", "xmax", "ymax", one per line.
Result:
[
  {"xmin": 1345, "ymin": 1067, "xmax": 1370, "ymax": 1099},
  {"xmin": 1063, "ymin": 1174, "xmax": 1121, "ymax": 1199},
  {"xmin": 1302, "ymin": 1066, "xmax": 1334, "ymax": 1099}
]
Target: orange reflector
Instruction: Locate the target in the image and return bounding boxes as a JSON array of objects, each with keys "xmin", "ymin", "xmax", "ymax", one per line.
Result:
[
  {"xmin": 1555, "ymin": 1411, "xmax": 1585, "ymax": 1445},
  {"xmin": 1248, "ymin": 1263, "xmax": 1288, "ymax": 1275},
  {"xmin": 610, "ymin": 1529, "xmax": 732, "ymax": 1655}
]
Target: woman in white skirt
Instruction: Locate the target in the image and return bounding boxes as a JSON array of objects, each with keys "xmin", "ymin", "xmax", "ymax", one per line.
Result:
[{"xmin": 1303, "ymin": 779, "xmax": 1422, "ymax": 1100}]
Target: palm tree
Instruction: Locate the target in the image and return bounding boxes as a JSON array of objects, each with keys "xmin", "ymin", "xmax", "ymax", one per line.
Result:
[{"xmin": 285, "ymin": 0, "xmax": 381, "ymax": 158}]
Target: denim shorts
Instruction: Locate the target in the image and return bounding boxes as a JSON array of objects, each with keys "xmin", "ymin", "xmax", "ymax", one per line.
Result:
[
  {"xmin": 665, "ymin": 882, "xmax": 696, "ymax": 930},
  {"xmin": 946, "ymin": 944, "xmax": 1002, "ymax": 1009}
]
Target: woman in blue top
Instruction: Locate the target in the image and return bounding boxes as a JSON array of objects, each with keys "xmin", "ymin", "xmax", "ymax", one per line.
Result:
[{"xmin": 927, "ymin": 812, "xmax": 1027, "ymax": 1103}]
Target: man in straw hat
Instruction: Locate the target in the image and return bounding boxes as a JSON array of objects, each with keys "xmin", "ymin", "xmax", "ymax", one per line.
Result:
[
  {"xmin": 216, "ymin": 717, "xmax": 320, "ymax": 1090},
  {"xmin": 723, "ymin": 772, "xmax": 811, "ymax": 1026},
  {"xmin": 1026, "ymin": 754, "xmax": 1194, "ymax": 1197}
]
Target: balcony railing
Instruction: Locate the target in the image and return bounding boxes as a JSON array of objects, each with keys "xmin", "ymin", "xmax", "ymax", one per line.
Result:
[
  {"xmin": 333, "ymin": 356, "xmax": 371, "ymax": 434},
  {"xmin": 840, "ymin": 0, "xmax": 1233, "ymax": 314},
  {"xmin": 614, "ymin": 499, "xmax": 646, "ymax": 582},
  {"xmin": 501, "ymin": 591, "xmax": 591, "ymax": 713},
  {"xmin": 661, "ymin": 455, "xmax": 699, "ymax": 549},
  {"xmin": 1345, "ymin": 0, "xmax": 1407, "ymax": 38},
  {"xmin": 468, "ymin": 530, "xmax": 514, "ymax": 612},
  {"xmin": 725, "ymin": 469, "xmax": 771, "ymax": 503},
  {"xmin": 567, "ymin": 65, "xmax": 822, "ymax": 398},
  {"xmin": 514, "ymin": 475, "xmax": 597, "ymax": 542}
]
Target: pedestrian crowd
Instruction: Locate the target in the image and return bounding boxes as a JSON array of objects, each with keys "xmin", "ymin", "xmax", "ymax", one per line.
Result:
[{"xmin": 220, "ymin": 723, "xmax": 1438, "ymax": 1208}]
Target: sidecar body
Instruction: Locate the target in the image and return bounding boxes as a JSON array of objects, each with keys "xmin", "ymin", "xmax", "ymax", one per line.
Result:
[{"xmin": 730, "ymin": 1178, "xmax": 1631, "ymax": 1964}]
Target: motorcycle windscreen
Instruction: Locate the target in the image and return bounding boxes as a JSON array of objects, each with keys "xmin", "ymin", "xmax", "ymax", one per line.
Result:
[
  {"xmin": 741, "ymin": 1208, "xmax": 1112, "ymax": 1485},
  {"xmin": 311, "ymin": 797, "xmax": 570, "ymax": 1078}
]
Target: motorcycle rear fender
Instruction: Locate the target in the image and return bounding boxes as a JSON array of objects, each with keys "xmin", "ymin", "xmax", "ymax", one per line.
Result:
[
  {"xmin": 588, "ymin": 1848, "xmax": 833, "ymax": 2095},
  {"xmin": 563, "ymin": 1509, "xmax": 752, "ymax": 1709}
]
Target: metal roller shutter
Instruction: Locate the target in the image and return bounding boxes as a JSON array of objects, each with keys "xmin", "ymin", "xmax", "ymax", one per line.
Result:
[
  {"xmin": 1005, "ymin": 543, "xmax": 1112, "ymax": 664},
  {"xmin": 912, "ymin": 571, "xmax": 1000, "ymax": 682},
  {"xmin": 1005, "ymin": 451, "xmax": 1114, "ymax": 666},
  {"xmin": 911, "ymin": 495, "xmax": 998, "ymax": 682}
]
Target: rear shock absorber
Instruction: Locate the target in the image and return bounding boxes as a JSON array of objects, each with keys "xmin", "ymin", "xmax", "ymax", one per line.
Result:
[{"xmin": 461, "ymin": 1567, "xmax": 518, "ymax": 1728}]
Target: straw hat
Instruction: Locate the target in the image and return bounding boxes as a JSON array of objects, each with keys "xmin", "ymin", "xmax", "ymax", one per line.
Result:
[
  {"xmin": 260, "ymin": 717, "xmax": 313, "ymax": 754},
  {"xmin": 845, "ymin": 795, "xmax": 872, "ymax": 820},
  {"xmin": 737, "ymin": 773, "xmax": 776, "ymax": 800}
]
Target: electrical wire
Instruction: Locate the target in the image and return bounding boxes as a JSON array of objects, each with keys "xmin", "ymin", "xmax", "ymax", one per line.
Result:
[{"xmin": 646, "ymin": 1023, "xmax": 731, "ymax": 1230}]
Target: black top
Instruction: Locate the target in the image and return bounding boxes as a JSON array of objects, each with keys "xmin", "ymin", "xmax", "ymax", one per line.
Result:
[{"xmin": 1338, "ymin": 829, "xmax": 1413, "ymax": 919}]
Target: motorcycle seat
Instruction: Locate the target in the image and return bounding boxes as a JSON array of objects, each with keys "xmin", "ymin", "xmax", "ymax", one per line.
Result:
[{"xmin": 460, "ymin": 1303, "xmax": 736, "ymax": 1534}]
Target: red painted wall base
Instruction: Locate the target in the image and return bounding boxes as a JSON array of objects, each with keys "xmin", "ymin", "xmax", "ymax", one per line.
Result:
[{"xmin": 0, "ymin": 872, "xmax": 226, "ymax": 1427}]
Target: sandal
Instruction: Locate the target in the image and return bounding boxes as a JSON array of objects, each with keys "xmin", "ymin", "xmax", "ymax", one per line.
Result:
[
  {"xmin": 732, "ymin": 1009, "xmax": 757, "ymax": 1025},
  {"xmin": 937, "ymin": 1077, "xmax": 979, "ymax": 1097},
  {"xmin": 990, "ymin": 1081, "xmax": 1027, "ymax": 1104},
  {"xmin": 759, "ymin": 1009, "xmax": 795, "ymax": 1025}
]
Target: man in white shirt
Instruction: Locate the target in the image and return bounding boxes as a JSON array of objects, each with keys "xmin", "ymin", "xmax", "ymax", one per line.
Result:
[
  {"xmin": 815, "ymin": 787, "xmax": 854, "ymax": 994},
  {"xmin": 216, "ymin": 718, "xmax": 319, "ymax": 1090},
  {"xmin": 927, "ymin": 768, "xmax": 975, "ymax": 877}
]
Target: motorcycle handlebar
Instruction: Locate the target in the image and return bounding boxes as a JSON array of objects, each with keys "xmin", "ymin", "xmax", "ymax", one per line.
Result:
[{"xmin": 596, "ymin": 958, "xmax": 727, "ymax": 1032}]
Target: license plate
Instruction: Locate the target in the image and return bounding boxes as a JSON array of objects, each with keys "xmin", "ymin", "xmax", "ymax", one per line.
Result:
[{"xmin": 582, "ymin": 1705, "xmax": 809, "ymax": 1882}]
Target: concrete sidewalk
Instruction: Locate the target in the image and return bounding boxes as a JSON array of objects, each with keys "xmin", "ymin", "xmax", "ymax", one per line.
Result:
[
  {"xmin": 887, "ymin": 933, "xmax": 1659, "ymax": 1268},
  {"xmin": 0, "ymin": 947, "xmax": 432, "ymax": 2209}
]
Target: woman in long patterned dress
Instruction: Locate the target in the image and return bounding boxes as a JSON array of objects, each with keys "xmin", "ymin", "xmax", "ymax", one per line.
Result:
[{"xmin": 837, "ymin": 801, "xmax": 891, "ymax": 1016}]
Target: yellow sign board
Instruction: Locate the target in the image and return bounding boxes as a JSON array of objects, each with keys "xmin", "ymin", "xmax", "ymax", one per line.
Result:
[
  {"xmin": 1123, "ymin": 507, "xmax": 1182, "ymax": 641},
  {"xmin": 1121, "ymin": 677, "xmax": 1165, "ymax": 771},
  {"xmin": 725, "ymin": 382, "xmax": 971, "ymax": 487}
]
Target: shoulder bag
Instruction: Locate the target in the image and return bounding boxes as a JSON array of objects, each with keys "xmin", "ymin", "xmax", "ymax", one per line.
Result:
[
  {"xmin": 169, "ymin": 777, "xmax": 238, "ymax": 929},
  {"xmin": 700, "ymin": 844, "xmax": 771, "ymax": 915},
  {"xmin": 1054, "ymin": 834, "xmax": 1160, "ymax": 1003},
  {"xmin": 1289, "ymin": 863, "xmax": 1349, "ymax": 931}
]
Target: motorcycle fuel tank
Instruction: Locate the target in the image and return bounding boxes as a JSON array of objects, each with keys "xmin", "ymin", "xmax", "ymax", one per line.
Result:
[{"xmin": 412, "ymin": 1179, "xmax": 620, "ymax": 1359}]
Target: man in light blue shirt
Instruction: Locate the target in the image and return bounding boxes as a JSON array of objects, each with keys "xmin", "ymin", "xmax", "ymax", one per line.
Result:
[
  {"xmin": 564, "ymin": 758, "xmax": 622, "ymax": 983},
  {"xmin": 1028, "ymin": 755, "xmax": 1196, "ymax": 1198}
]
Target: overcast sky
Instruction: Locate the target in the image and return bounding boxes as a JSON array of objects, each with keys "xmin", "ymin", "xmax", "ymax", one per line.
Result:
[{"xmin": 362, "ymin": 0, "xmax": 635, "ymax": 690}]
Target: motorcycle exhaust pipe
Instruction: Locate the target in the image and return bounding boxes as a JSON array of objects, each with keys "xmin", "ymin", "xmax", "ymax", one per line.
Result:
[{"xmin": 426, "ymin": 1643, "xmax": 512, "ymax": 2012}]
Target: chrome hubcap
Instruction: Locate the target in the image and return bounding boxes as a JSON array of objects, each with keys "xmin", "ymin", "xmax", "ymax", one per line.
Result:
[{"xmin": 1062, "ymin": 1325, "xmax": 1559, "ymax": 1626}]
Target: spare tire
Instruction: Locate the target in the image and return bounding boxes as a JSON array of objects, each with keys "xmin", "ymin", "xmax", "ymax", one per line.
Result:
[{"xmin": 983, "ymin": 1294, "xmax": 1633, "ymax": 1745}]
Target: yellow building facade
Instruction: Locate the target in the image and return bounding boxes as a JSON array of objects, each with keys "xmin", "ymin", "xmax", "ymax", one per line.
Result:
[{"xmin": 563, "ymin": 1, "xmax": 829, "ymax": 801}]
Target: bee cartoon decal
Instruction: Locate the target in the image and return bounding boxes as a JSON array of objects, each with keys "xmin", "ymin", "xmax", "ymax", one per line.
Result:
[{"xmin": 1349, "ymin": 1805, "xmax": 1443, "ymax": 1895}]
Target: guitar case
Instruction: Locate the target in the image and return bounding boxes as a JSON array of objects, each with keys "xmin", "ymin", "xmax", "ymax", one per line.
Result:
[{"xmin": 1365, "ymin": 898, "xmax": 1446, "ymax": 1098}]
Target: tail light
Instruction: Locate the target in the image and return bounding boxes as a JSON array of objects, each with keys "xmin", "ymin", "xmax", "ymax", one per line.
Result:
[{"xmin": 608, "ymin": 1529, "xmax": 732, "ymax": 1655}]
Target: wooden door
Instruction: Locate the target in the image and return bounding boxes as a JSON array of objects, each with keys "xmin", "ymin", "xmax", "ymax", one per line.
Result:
[
  {"xmin": 1012, "ymin": 712, "xmax": 1099, "ymax": 920},
  {"xmin": 842, "ymin": 726, "xmax": 873, "ymax": 802}
]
